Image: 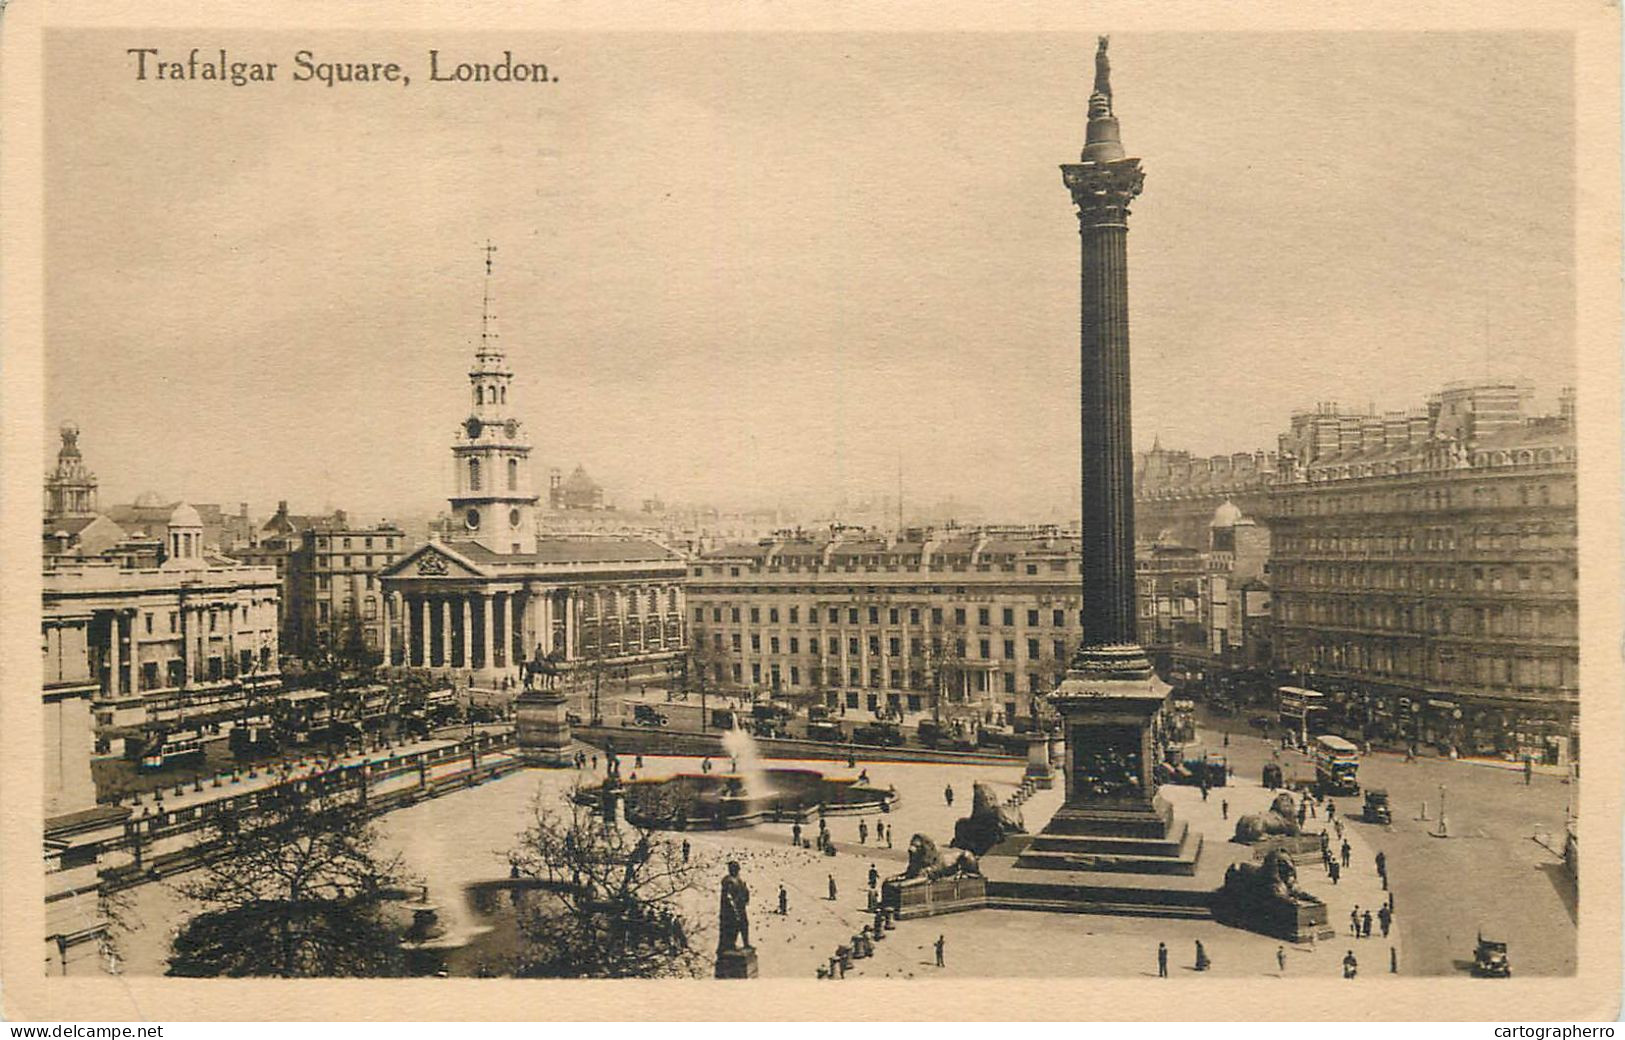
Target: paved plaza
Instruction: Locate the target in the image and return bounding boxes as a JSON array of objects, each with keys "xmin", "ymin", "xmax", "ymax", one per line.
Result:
[{"xmin": 99, "ymin": 733, "xmax": 1489, "ymax": 980}]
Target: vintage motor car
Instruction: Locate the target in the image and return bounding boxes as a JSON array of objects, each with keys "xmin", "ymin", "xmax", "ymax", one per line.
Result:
[
  {"xmin": 632, "ymin": 703, "xmax": 668, "ymax": 727},
  {"xmin": 1363, "ymin": 787, "xmax": 1392, "ymax": 824},
  {"xmin": 1472, "ymin": 933, "xmax": 1511, "ymax": 977}
]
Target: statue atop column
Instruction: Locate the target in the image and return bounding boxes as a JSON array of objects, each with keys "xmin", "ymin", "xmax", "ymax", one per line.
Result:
[{"xmin": 1093, "ymin": 35, "xmax": 1112, "ymax": 100}]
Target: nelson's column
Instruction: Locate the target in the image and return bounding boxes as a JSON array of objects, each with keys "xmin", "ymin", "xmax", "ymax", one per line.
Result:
[{"xmin": 989, "ymin": 38, "xmax": 1202, "ymax": 906}]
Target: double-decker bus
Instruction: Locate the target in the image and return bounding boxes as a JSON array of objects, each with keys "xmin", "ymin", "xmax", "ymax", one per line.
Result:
[
  {"xmin": 136, "ymin": 728, "xmax": 206, "ymax": 772},
  {"xmin": 1277, "ymin": 686, "xmax": 1326, "ymax": 745},
  {"xmin": 1311, "ymin": 733, "xmax": 1361, "ymax": 795}
]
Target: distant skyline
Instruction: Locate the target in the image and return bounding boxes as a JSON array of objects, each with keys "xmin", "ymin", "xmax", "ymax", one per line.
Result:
[{"xmin": 46, "ymin": 31, "xmax": 1575, "ymax": 521}]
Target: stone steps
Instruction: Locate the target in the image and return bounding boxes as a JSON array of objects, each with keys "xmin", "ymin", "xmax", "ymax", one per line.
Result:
[
  {"xmin": 1027, "ymin": 819, "xmax": 1190, "ymax": 858},
  {"xmin": 1014, "ymin": 830, "xmax": 1204, "ymax": 876}
]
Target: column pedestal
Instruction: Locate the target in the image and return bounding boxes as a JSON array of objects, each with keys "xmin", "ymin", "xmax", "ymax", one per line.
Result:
[
  {"xmin": 714, "ymin": 946, "xmax": 759, "ymax": 979},
  {"xmin": 515, "ymin": 688, "xmax": 572, "ymax": 767},
  {"xmin": 1024, "ymin": 733, "xmax": 1056, "ymax": 790}
]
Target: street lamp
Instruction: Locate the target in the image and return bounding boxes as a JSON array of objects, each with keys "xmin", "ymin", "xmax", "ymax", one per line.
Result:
[{"xmin": 1431, "ymin": 783, "xmax": 1449, "ymax": 839}]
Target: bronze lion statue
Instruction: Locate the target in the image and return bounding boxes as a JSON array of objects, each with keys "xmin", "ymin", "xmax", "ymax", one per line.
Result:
[
  {"xmin": 949, "ymin": 781, "xmax": 1026, "ymax": 856},
  {"xmin": 895, "ymin": 833, "xmax": 981, "ymax": 882},
  {"xmin": 1233, "ymin": 792, "xmax": 1302, "ymax": 843}
]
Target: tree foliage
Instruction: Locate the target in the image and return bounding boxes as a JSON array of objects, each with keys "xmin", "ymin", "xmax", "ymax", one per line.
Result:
[
  {"xmin": 505, "ymin": 789, "xmax": 704, "ymax": 978},
  {"xmin": 167, "ymin": 781, "xmax": 410, "ymax": 977}
]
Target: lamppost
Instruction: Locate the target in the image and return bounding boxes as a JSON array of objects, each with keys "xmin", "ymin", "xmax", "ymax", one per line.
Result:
[{"xmin": 1431, "ymin": 783, "xmax": 1449, "ymax": 838}]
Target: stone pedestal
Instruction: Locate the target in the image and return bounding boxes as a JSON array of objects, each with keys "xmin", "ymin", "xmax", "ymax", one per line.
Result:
[
  {"xmin": 714, "ymin": 945, "xmax": 758, "ymax": 979},
  {"xmin": 515, "ymin": 688, "xmax": 572, "ymax": 767},
  {"xmin": 1025, "ymin": 733, "xmax": 1056, "ymax": 789}
]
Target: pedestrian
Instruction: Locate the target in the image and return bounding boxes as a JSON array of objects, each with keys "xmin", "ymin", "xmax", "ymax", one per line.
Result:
[
  {"xmin": 859, "ymin": 820, "xmax": 868, "ymax": 844},
  {"xmin": 1157, "ymin": 941, "xmax": 1168, "ymax": 978},
  {"xmin": 1201, "ymin": 781, "xmax": 1210, "ymax": 802},
  {"xmin": 1297, "ymin": 802, "xmax": 1307, "ymax": 826},
  {"xmin": 1276, "ymin": 945, "xmax": 1287, "ymax": 975},
  {"xmin": 778, "ymin": 884, "xmax": 788, "ymax": 915},
  {"xmin": 828, "ymin": 874, "xmax": 838, "ymax": 901},
  {"xmin": 1194, "ymin": 940, "xmax": 1210, "ymax": 972},
  {"xmin": 1390, "ymin": 945, "xmax": 1399, "ymax": 974},
  {"xmin": 868, "ymin": 864, "xmax": 880, "ymax": 889},
  {"xmin": 1327, "ymin": 800, "xmax": 1336, "ymax": 822},
  {"xmin": 1362, "ymin": 910, "xmax": 1373, "ymax": 938},
  {"xmin": 1329, "ymin": 860, "xmax": 1340, "ymax": 885},
  {"xmin": 944, "ymin": 784, "xmax": 955, "ymax": 807},
  {"xmin": 1221, "ymin": 799, "xmax": 1229, "ymax": 820},
  {"xmin": 1350, "ymin": 907, "xmax": 1360, "ymax": 936},
  {"xmin": 591, "ymin": 754, "xmax": 598, "ymax": 770},
  {"xmin": 1223, "ymin": 731, "xmax": 1230, "ymax": 747},
  {"xmin": 1335, "ymin": 818, "xmax": 1345, "ymax": 841},
  {"xmin": 1340, "ymin": 839, "xmax": 1351, "ymax": 868},
  {"xmin": 702, "ymin": 756, "xmax": 712, "ymax": 774},
  {"xmin": 886, "ymin": 826, "xmax": 894, "ymax": 850},
  {"xmin": 792, "ymin": 822, "xmax": 803, "ymax": 846},
  {"xmin": 1308, "ymin": 798, "xmax": 1317, "ymax": 819},
  {"xmin": 635, "ymin": 753, "xmax": 644, "ymax": 770},
  {"xmin": 681, "ymin": 839, "xmax": 690, "ymax": 863},
  {"xmin": 1378, "ymin": 904, "xmax": 1391, "ymax": 938},
  {"xmin": 1375, "ymin": 850, "xmax": 1387, "ymax": 882},
  {"xmin": 935, "ymin": 934, "xmax": 946, "ymax": 968},
  {"xmin": 1343, "ymin": 950, "xmax": 1358, "ymax": 979},
  {"xmin": 858, "ymin": 768, "xmax": 869, "ymax": 785}
]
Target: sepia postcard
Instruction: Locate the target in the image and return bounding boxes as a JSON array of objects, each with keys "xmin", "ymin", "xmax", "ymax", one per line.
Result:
[{"xmin": 1, "ymin": 0, "xmax": 1620, "ymax": 1024}]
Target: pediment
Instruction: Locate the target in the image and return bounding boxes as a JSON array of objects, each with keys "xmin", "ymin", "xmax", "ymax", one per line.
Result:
[{"xmin": 382, "ymin": 542, "xmax": 488, "ymax": 580}]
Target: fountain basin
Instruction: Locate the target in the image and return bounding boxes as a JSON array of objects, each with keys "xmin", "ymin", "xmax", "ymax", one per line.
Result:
[{"xmin": 579, "ymin": 767, "xmax": 896, "ymax": 830}]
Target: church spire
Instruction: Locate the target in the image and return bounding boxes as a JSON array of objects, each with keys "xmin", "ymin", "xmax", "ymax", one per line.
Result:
[{"xmin": 478, "ymin": 240, "xmax": 500, "ymax": 361}]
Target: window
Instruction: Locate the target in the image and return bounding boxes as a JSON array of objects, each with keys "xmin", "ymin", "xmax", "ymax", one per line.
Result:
[
  {"xmin": 848, "ymin": 608, "xmax": 859, "ymax": 624},
  {"xmin": 979, "ymin": 639, "xmax": 990, "ymax": 659},
  {"xmin": 695, "ymin": 608, "xmax": 704, "ymax": 622},
  {"xmin": 931, "ymin": 608, "xmax": 943, "ymax": 624},
  {"xmin": 789, "ymin": 607, "xmax": 799, "ymax": 623},
  {"xmin": 731, "ymin": 608, "xmax": 741, "ymax": 623},
  {"xmin": 733, "ymin": 664, "xmax": 742, "ymax": 682},
  {"xmin": 1003, "ymin": 639, "xmax": 1015, "ymax": 659},
  {"xmin": 810, "ymin": 638, "xmax": 820, "ymax": 655},
  {"xmin": 1027, "ymin": 638, "xmax": 1040, "ymax": 659},
  {"xmin": 869, "ymin": 607, "xmax": 880, "ymax": 624},
  {"xmin": 978, "ymin": 608, "xmax": 990, "ymax": 626},
  {"xmin": 507, "ymin": 458, "xmax": 518, "ymax": 491},
  {"xmin": 789, "ymin": 637, "xmax": 799, "ymax": 654},
  {"xmin": 713, "ymin": 607, "xmax": 722, "ymax": 622},
  {"xmin": 750, "ymin": 607, "xmax": 760, "ymax": 623},
  {"xmin": 910, "ymin": 608, "xmax": 920, "ymax": 624},
  {"xmin": 1002, "ymin": 608, "xmax": 1014, "ymax": 626},
  {"xmin": 848, "ymin": 638, "xmax": 860, "ymax": 656},
  {"xmin": 1003, "ymin": 672, "xmax": 1016, "ymax": 694},
  {"xmin": 751, "ymin": 634, "xmax": 761, "ymax": 651},
  {"xmin": 790, "ymin": 666, "xmax": 800, "ymax": 686},
  {"xmin": 889, "ymin": 637, "xmax": 901, "ymax": 656},
  {"xmin": 713, "ymin": 632, "xmax": 723, "ymax": 650},
  {"xmin": 954, "ymin": 608, "xmax": 967, "ymax": 625},
  {"xmin": 769, "ymin": 607, "xmax": 780, "ymax": 623},
  {"xmin": 469, "ymin": 458, "xmax": 481, "ymax": 491},
  {"xmin": 1027, "ymin": 609, "xmax": 1039, "ymax": 626},
  {"xmin": 1053, "ymin": 609, "xmax": 1065, "ymax": 626},
  {"xmin": 732, "ymin": 634, "xmax": 742, "ymax": 652},
  {"xmin": 868, "ymin": 636, "xmax": 881, "ymax": 655},
  {"xmin": 752, "ymin": 664, "xmax": 761, "ymax": 684},
  {"xmin": 889, "ymin": 608, "xmax": 900, "ymax": 624},
  {"xmin": 144, "ymin": 613, "xmax": 153, "ymax": 635},
  {"xmin": 770, "ymin": 636, "xmax": 780, "ymax": 654},
  {"xmin": 1054, "ymin": 640, "xmax": 1066, "ymax": 660}
]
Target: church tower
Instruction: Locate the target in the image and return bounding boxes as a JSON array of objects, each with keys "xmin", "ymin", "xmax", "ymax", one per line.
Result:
[{"xmin": 447, "ymin": 243, "xmax": 539, "ymax": 554}]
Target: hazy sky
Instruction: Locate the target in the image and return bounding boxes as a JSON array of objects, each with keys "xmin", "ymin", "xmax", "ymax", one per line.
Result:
[{"xmin": 45, "ymin": 31, "xmax": 1575, "ymax": 520}]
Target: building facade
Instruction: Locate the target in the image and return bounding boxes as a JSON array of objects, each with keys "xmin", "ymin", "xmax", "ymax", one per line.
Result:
[
  {"xmin": 236, "ymin": 504, "xmax": 408, "ymax": 659},
  {"xmin": 1134, "ymin": 439, "xmax": 1275, "ymax": 552},
  {"xmin": 1264, "ymin": 383, "xmax": 1579, "ymax": 761},
  {"xmin": 381, "ymin": 250, "xmax": 686, "ymax": 689},
  {"xmin": 686, "ymin": 527, "xmax": 1085, "ymax": 722}
]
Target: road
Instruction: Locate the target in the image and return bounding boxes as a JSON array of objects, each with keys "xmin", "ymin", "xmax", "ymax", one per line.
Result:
[{"xmin": 1196, "ymin": 709, "xmax": 1577, "ymax": 976}]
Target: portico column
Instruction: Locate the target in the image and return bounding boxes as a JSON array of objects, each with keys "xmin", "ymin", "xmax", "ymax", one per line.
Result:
[
  {"xmin": 379, "ymin": 593, "xmax": 391, "ymax": 666},
  {"xmin": 181, "ymin": 605, "xmax": 194, "ymax": 689},
  {"xmin": 440, "ymin": 598, "xmax": 452, "ymax": 668},
  {"xmin": 482, "ymin": 592, "xmax": 495, "ymax": 672},
  {"xmin": 461, "ymin": 595, "xmax": 473, "ymax": 669},
  {"xmin": 107, "ymin": 610, "xmax": 122, "ymax": 697},
  {"xmin": 540, "ymin": 591, "xmax": 554, "ymax": 655},
  {"xmin": 563, "ymin": 590, "xmax": 577, "ymax": 661}
]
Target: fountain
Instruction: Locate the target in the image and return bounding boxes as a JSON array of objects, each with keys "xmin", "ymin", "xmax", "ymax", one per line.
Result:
[{"xmin": 579, "ymin": 730, "xmax": 896, "ymax": 830}]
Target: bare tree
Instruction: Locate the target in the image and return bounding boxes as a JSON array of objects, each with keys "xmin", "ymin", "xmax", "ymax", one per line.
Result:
[
  {"xmin": 167, "ymin": 780, "xmax": 411, "ymax": 977},
  {"xmin": 505, "ymin": 788, "xmax": 705, "ymax": 978}
]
